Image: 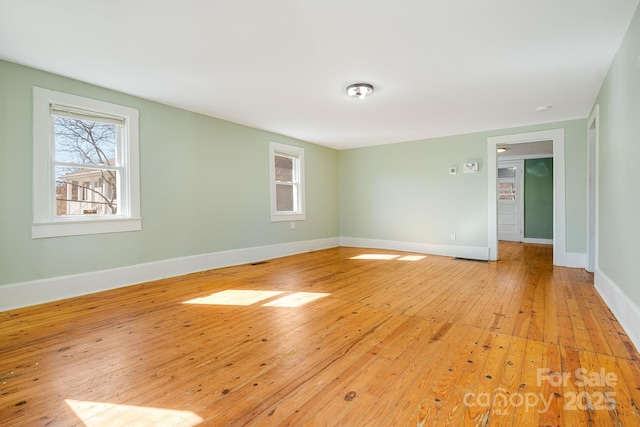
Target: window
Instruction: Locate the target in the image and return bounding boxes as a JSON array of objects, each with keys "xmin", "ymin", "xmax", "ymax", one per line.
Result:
[
  {"xmin": 269, "ymin": 141, "xmax": 305, "ymax": 221},
  {"xmin": 32, "ymin": 87, "xmax": 141, "ymax": 238},
  {"xmin": 498, "ymin": 167, "xmax": 517, "ymax": 200}
]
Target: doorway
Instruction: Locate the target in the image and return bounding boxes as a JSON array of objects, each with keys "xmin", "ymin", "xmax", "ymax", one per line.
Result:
[
  {"xmin": 487, "ymin": 129, "xmax": 566, "ymax": 266},
  {"xmin": 497, "ymin": 160, "xmax": 523, "ymax": 242}
]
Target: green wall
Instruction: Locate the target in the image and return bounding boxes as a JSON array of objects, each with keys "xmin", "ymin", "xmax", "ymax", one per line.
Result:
[
  {"xmin": 339, "ymin": 120, "xmax": 587, "ymax": 252},
  {"xmin": 593, "ymin": 4, "xmax": 640, "ymax": 302},
  {"xmin": 524, "ymin": 158, "xmax": 553, "ymax": 239},
  {"xmin": 0, "ymin": 60, "xmax": 339, "ymax": 286}
]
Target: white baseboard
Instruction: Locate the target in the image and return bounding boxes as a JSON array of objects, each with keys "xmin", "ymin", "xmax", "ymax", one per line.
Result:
[
  {"xmin": 522, "ymin": 238, "xmax": 553, "ymax": 245},
  {"xmin": 0, "ymin": 235, "xmax": 588, "ymax": 313},
  {"xmin": 0, "ymin": 237, "xmax": 339, "ymax": 312},
  {"xmin": 595, "ymin": 268, "xmax": 640, "ymax": 353},
  {"xmin": 339, "ymin": 236, "xmax": 490, "ymax": 261}
]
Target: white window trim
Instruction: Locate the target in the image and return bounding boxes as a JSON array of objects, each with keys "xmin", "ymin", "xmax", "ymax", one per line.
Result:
[
  {"xmin": 269, "ymin": 141, "xmax": 306, "ymax": 222},
  {"xmin": 32, "ymin": 87, "xmax": 141, "ymax": 238}
]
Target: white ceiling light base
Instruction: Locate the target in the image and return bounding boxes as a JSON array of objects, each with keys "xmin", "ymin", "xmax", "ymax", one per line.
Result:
[{"xmin": 346, "ymin": 83, "xmax": 374, "ymax": 99}]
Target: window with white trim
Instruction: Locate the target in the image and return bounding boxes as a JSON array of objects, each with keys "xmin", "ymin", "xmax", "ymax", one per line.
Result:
[
  {"xmin": 269, "ymin": 141, "xmax": 305, "ymax": 221},
  {"xmin": 32, "ymin": 87, "xmax": 141, "ymax": 238}
]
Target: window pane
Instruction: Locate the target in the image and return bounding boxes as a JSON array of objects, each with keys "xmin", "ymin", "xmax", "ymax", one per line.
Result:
[
  {"xmin": 498, "ymin": 167, "xmax": 517, "ymax": 179},
  {"xmin": 56, "ymin": 166, "xmax": 118, "ymax": 216},
  {"xmin": 276, "ymin": 184, "xmax": 294, "ymax": 211},
  {"xmin": 498, "ymin": 181, "xmax": 516, "ymax": 200},
  {"xmin": 54, "ymin": 117, "xmax": 117, "ymax": 165},
  {"xmin": 275, "ymin": 155, "xmax": 293, "ymax": 182}
]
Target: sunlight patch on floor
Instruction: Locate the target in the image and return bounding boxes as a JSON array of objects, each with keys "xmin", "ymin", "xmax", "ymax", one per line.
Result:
[
  {"xmin": 263, "ymin": 292, "xmax": 331, "ymax": 307},
  {"xmin": 350, "ymin": 254, "xmax": 400, "ymax": 260},
  {"xmin": 183, "ymin": 290, "xmax": 331, "ymax": 307},
  {"xmin": 65, "ymin": 399, "xmax": 203, "ymax": 426},
  {"xmin": 183, "ymin": 290, "xmax": 284, "ymax": 306},
  {"xmin": 397, "ymin": 255, "xmax": 427, "ymax": 261}
]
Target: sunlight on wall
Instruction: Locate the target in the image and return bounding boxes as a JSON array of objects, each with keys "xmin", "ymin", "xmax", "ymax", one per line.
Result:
[
  {"xmin": 65, "ymin": 399, "xmax": 203, "ymax": 426},
  {"xmin": 183, "ymin": 290, "xmax": 284, "ymax": 306},
  {"xmin": 263, "ymin": 292, "xmax": 330, "ymax": 307}
]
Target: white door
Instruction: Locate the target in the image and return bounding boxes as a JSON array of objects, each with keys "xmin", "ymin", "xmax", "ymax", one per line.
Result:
[{"xmin": 498, "ymin": 161, "xmax": 523, "ymax": 241}]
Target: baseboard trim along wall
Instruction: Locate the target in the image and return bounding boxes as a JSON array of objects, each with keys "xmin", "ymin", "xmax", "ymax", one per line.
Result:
[
  {"xmin": 595, "ymin": 268, "xmax": 640, "ymax": 352},
  {"xmin": 522, "ymin": 238, "xmax": 554, "ymax": 245},
  {"xmin": 0, "ymin": 237, "xmax": 339, "ymax": 312},
  {"xmin": 0, "ymin": 236, "xmax": 589, "ymax": 312},
  {"xmin": 339, "ymin": 236, "xmax": 491, "ymax": 261}
]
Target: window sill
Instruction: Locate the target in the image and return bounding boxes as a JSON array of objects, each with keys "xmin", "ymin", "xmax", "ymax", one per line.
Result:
[
  {"xmin": 32, "ymin": 217, "xmax": 142, "ymax": 239},
  {"xmin": 271, "ymin": 213, "xmax": 306, "ymax": 222}
]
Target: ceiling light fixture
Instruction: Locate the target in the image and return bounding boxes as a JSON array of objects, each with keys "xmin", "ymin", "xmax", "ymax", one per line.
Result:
[
  {"xmin": 536, "ymin": 105, "xmax": 552, "ymax": 112},
  {"xmin": 346, "ymin": 83, "xmax": 374, "ymax": 99},
  {"xmin": 497, "ymin": 147, "xmax": 507, "ymax": 153}
]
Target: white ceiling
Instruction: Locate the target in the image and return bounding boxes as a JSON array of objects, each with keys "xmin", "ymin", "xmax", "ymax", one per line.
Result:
[{"xmin": 0, "ymin": 0, "xmax": 637, "ymax": 150}]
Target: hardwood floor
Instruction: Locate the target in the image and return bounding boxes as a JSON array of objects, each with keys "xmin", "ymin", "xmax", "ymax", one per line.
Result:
[{"xmin": 1, "ymin": 242, "xmax": 639, "ymax": 426}]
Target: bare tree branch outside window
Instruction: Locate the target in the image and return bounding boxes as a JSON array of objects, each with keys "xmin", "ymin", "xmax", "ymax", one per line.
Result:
[{"xmin": 54, "ymin": 117, "xmax": 119, "ymax": 216}]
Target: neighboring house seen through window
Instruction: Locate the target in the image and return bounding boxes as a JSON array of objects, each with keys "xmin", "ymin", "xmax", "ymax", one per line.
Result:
[
  {"xmin": 32, "ymin": 87, "xmax": 141, "ymax": 238},
  {"xmin": 269, "ymin": 141, "xmax": 305, "ymax": 221}
]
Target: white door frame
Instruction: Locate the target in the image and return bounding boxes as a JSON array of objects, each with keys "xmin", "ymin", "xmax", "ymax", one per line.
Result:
[
  {"xmin": 587, "ymin": 105, "xmax": 600, "ymax": 272},
  {"xmin": 487, "ymin": 129, "xmax": 566, "ymax": 266}
]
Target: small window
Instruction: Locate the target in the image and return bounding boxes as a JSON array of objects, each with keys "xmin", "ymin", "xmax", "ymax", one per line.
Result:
[
  {"xmin": 498, "ymin": 167, "xmax": 517, "ymax": 201},
  {"xmin": 269, "ymin": 142, "xmax": 305, "ymax": 221},
  {"xmin": 33, "ymin": 87, "xmax": 141, "ymax": 238}
]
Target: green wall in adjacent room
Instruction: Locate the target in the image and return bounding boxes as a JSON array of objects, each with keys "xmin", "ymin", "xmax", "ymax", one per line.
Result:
[
  {"xmin": 0, "ymin": 60, "xmax": 339, "ymax": 286},
  {"xmin": 524, "ymin": 158, "xmax": 553, "ymax": 240}
]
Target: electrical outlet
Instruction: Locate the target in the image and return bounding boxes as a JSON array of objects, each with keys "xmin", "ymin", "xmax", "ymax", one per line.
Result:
[
  {"xmin": 451, "ymin": 233, "xmax": 456, "ymax": 241},
  {"xmin": 290, "ymin": 222, "xmax": 296, "ymax": 230}
]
